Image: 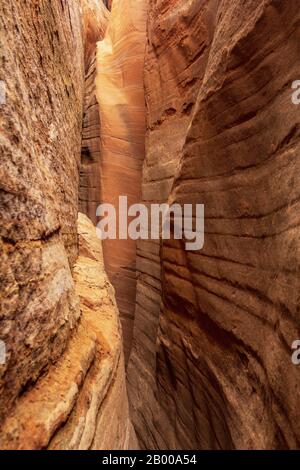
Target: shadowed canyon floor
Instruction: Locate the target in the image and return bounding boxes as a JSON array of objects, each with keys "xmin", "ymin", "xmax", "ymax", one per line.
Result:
[{"xmin": 0, "ymin": 0, "xmax": 300, "ymax": 451}]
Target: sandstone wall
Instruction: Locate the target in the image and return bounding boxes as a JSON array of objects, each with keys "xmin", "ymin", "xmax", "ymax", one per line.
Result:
[
  {"xmin": 79, "ymin": 3, "xmax": 109, "ymax": 224},
  {"xmin": 2, "ymin": 0, "xmax": 300, "ymax": 452},
  {"xmin": 50, "ymin": 213, "xmax": 134, "ymax": 450},
  {"xmin": 96, "ymin": 0, "xmax": 148, "ymax": 362},
  {"xmin": 127, "ymin": 0, "xmax": 300, "ymax": 449},
  {"xmin": 0, "ymin": 0, "xmax": 133, "ymax": 450},
  {"xmin": 81, "ymin": 0, "xmax": 110, "ymax": 70},
  {"xmin": 0, "ymin": 214, "xmax": 134, "ymax": 449},
  {"xmin": 0, "ymin": 0, "xmax": 84, "ymax": 426}
]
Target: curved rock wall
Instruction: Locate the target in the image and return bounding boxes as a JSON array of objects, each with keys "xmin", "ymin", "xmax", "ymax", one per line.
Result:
[
  {"xmin": 0, "ymin": 0, "xmax": 84, "ymax": 426},
  {"xmin": 2, "ymin": 0, "xmax": 300, "ymax": 452},
  {"xmin": 0, "ymin": 0, "xmax": 132, "ymax": 450},
  {"xmin": 0, "ymin": 214, "xmax": 134, "ymax": 449},
  {"xmin": 127, "ymin": 0, "xmax": 300, "ymax": 450},
  {"xmin": 96, "ymin": 0, "xmax": 148, "ymax": 362},
  {"xmin": 81, "ymin": 0, "xmax": 110, "ymax": 70}
]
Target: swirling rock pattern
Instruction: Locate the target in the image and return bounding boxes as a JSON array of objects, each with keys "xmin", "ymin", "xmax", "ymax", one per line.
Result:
[
  {"xmin": 1, "ymin": 0, "xmax": 300, "ymax": 451},
  {"xmin": 81, "ymin": 0, "xmax": 110, "ymax": 69},
  {"xmin": 0, "ymin": 0, "xmax": 133, "ymax": 450},
  {"xmin": 127, "ymin": 0, "xmax": 300, "ymax": 449}
]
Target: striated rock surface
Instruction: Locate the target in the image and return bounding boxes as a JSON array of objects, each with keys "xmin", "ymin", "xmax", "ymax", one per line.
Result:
[
  {"xmin": 2, "ymin": 0, "xmax": 300, "ymax": 452},
  {"xmin": 0, "ymin": 213, "xmax": 134, "ymax": 449},
  {"xmin": 79, "ymin": 3, "xmax": 109, "ymax": 224},
  {"xmin": 103, "ymin": 0, "xmax": 113, "ymax": 11},
  {"xmin": 50, "ymin": 213, "xmax": 135, "ymax": 449},
  {"xmin": 79, "ymin": 52, "xmax": 103, "ymax": 225},
  {"xmin": 128, "ymin": 0, "xmax": 300, "ymax": 449},
  {"xmin": 81, "ymin": 0, "xmax": 110, "ymax": 69},
  {"xmin": 0, "ymin": 0, "xmax": 133, "ymax": 450},
  {"xmin": 96, "ymin": 0, "xmax": 148, "ymax": 362},
  {"xmin": 0, "ymin": 0, "xmax": 84, "ymax": 426}
]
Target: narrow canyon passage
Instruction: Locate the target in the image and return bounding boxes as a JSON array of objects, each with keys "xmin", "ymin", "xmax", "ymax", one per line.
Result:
[
  {"xmin": 95, "ymin": 0, "xmax": 148, "ymax": 362},
  {"xmin": 0, "ymin": 0, "xmax": 300, "ymax": 451}
]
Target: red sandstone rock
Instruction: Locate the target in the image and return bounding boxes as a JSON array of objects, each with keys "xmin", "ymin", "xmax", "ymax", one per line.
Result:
[
  {"xmin": 81, "ymin": 0, "xmax": 110, "ymax": 70},
  {"xmin": 0, "ymin": 0, "xmax": 84, "ymax": 425},
  {"xmin": 96, "ymin": 0, "xmax": 148, "ymax": 362},
  {"xmin": 79, "ymin": 3, "xmax": 109, "ymax": 224},
  {"xmin": 127, "ymin": 0, "xmax": 300, "ymax": 450},
  {"xmin": 0, "ymin": 214, "xmax": 134, "ymax": 449},
  {"xmin": 1, "ymin": 0, "xmax": 300, "ymax": 452},
  {"xmin": 0, "ymin": 1, "xmax": 133, "ymax": 450}
]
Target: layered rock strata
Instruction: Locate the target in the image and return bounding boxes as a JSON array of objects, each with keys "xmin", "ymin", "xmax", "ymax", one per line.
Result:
[
  {"xmin": 96, "ymin": 0, "xmax": 148, "ymax": 362},
  {"xmin": 0, "ymin": 214, "xmax": 133, "ymax": 449},
  {"xmin": 81, "ymin": 0, "xmax": 110, "ymax": 69},
  {"xmin": 0, "ymin": 0, "xmax": 133, "ymax": 450},
  {"xmin": 79, "ymin": 52, "xmax": 103, "ymax": 224},
  {"xmin": 127, "ymin": 0, "xmax": 300, "ymax": 450},
  {"xmin": 79, "ymin": 3, "xmax": 109, "ymax": 224},
  {"xmin": 2, "ymin": 0, "xmax": 300, "ymax": 452}
]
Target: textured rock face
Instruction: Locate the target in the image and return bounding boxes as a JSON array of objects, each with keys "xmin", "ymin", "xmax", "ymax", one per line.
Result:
[
  {"xmin": 0, "ymin": 0, "xmax": 133, "ymax": 450},
  {"xmin": 79, "ymin": 52, "xmax": 103, "ymax": 225},
  {"xmin": 0, "ymin": 214, "xmax": 134, "ymax": 450},
  {"xmin": 0, "ymin": 0, "xmax": 84, "ymax": 426},
  {"xmin": 2, "ymin": 0, "xmax": 300, "ymax": 452},
  {"xmin": 50, "ymin": 214, "xmax": 134, "ymax": 450},
  {"xmin": 128, "ymin": 0, "xmax": 300, "ymax": 450},
  {"xmin": 96, "ymin": 0, "xmax": 148, "ymax": 362},
  {"xmin": 79, "ymin": 3, "xmax": 109, "ymax": 224},
  {"xmin": 81, "ymin": 0, "xmax": 110, "ymax": 69}
]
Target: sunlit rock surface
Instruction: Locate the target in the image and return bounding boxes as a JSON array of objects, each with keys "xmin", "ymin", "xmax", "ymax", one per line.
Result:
[
  {"xmin": 81, "ymin": 0, "xmax": 110, "ymax": 69},
  {"xmin": 1, "ymin": 0, "xmax": 300, "ymax": 452},
  {"xmin": 96, "ymin": 0, "xmax": 148, "ymax": 362},
  {"xmin": 127, "ymin": 0, "xmax": 300, "ymax": 449},
  {"xmin": 50, "ymin": 213, "xmax": 135, "ymax": 450}
]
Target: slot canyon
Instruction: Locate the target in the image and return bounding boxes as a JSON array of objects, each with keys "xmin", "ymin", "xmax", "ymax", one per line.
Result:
[{"xmin": 0, "ymin": 0, "xmax": 300, "ymax": 451}]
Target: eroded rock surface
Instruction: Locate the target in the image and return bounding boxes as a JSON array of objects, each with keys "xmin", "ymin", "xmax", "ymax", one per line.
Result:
[
  {"xmin": 0, "ymin": 213, "xmax": 134, "ymax": 449},
  {"xmin": 81, "ymin": 0, "xmax": 110, "ymax": 69},
  {"xmin": 127, "ymin": 0, "xmax": 300, "ymax": 450},
  {"xmin": 50, "ymin": 213, "xmax": 134, "ymax": 450},
  {"xmin": 79, "ymin": 3, "xmax": 109, "ymax": 224},
  {"xmin": 96, "ymin": 0, "xmax": 148, "ymax": 362},
  {"xmin": 2, "ymin": 0, "xmax": 300, "ymax": 452},
  {"xmin": 0, "ymin": 0, "xmax": 133, "ymax": 450},
  {"xmin": 0, "ymin": 0, "xmax": 84, "ymax": 425}
]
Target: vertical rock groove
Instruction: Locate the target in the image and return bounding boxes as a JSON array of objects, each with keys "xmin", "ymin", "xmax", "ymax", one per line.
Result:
[{"xmin": 96, "ymin": 0, "xmax": 148, "ymax": 362}]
